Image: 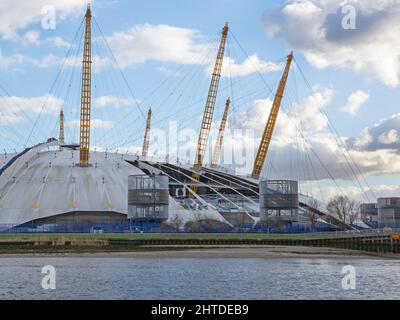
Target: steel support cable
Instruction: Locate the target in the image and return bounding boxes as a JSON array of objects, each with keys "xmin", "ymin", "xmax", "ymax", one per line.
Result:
[
  {"xmin": 67, "ymin": 27, "xmax": 86, "ymax": 142},
  {"xmin": 226, "ymin": 36, "xmax": 237, "ymax": 127},
  {"xmin": 240, "ymin": 50, "xmax": 351, "ymax": 197},
  {"xmin": 168, "ymin": 164, "xmax": 258, "ymax": 205},
  {"xmin": 287, "ymin": 91, "xmax": 354, "ymax": 188},
  {"xmin": 283, "ymin": 76, "xmax": 347, "ymax": 199},
  {"xmin": 294, "ymin": 59, "xmax": 364, "ymax": 180},
  {"xmin": 0, "ymin": 83, "xmax": 49, "ymax": 144},
  {"xmin": 96, "ymin": 38, "xmax": 218, "ymax": 149},
  {"xmin": 49, "ymin": 39, "xmax": 82, "ymax": 143},
  {"xmin": 290, "ymin": 71, "xmax": 326, "ymax": 199},
  {"xmin": 0, "ymin": 130, "xmax": 21, "ymax": 150},
  {"xmin": 202, "ymin": 167, "xmax": 259, "ymax": 192},
  {"xmin": 269, "ymin": 85, "xmax": 347, "ymax": 196},
  {"xmin": 108, "ymin": 85, "xmax": 275, "ymax": 157},
  {"xmin": 155, "ymin": 162, "xmax": 256, "ymax": 220},
  {"xmin": 64, "ymin": 44, "xmax": 83, "ymax": 142},
  {"xmin": 59, "ymin": 39, "xmax": 88, "ymax": 145},
  {"xmin": 93, "ymin": 17, "xmax": 146, "ymax": 120},
  {"xmin": 24, "ymin": 18, "xmax": 85, "ymax": 149},
  {"xmin": 229, "ymin": 30, "xmax": 276, "ymax": 97},
  {"xmin": 91, "ymin": 28, "xmax": 111, "ymax": 148},
  {"xmin": 90, "ymin": 21, "xmax": 147, "ymax": 149},
  {"xmin": 93, "ymin": 16, "xmax": 152, "ymax": 154},
  {"xmin": 142, "ymin": 35, "xmax": 219, "ymax": 109},
  {"xmin": 294, "ymin": 57, "xmax": 375, "ymax": 202},
  {"xmin": 92, "ymin": 24, "xmax": 143, "ymax": 147},
  {"xmin": 304, "ymin": 145, "xmax": 327, "ymax": 203},
  {"xmin": 111, "ymin": 68, "xmax": 278, "ymax": 155},
  {"xmin": 39, "ymin": 20, "xmax": 86, "ymax": 144},
  {"xmin": 104, "ymin": 70, "xmax": 266, "ymax": 148},
  {"xmin": 322, "ymin": 109, "xmax": 374, "ymax": 201},
  {"xmin": 201, "ymin": 168, "xmax": 259, "ymax": 196},
  {"xmin": 105, "ymin": 60, "xmax": 210, "ymax": 152},
  {"xmin": 26, "ymin": 20, "xmax": 83, "ymax": 144},
  {"xmin": 139, "ymin": 162, "xmax": 217, "ymax": 209},
  {"xmin": 40, "ymin": 46, "xmax": 72, "ymax": 142},
  {"xmin": 105, "ymin": 68, "xmax": 267, "ymax": 152},
  {"xmin": 166, "ymin": 163, "xmax": 258, "ymax": 206},
  {"xmin": 282, "ymin": 90, "xmax": 315, "ymax": 182},
  {"xmin": 103, "ymin": 48, "xmax": 280, "ymax": 156},
  {"xmin": 123, "ymin": 82, "xmax": 276, "ymax": 163},
  {"xmin": 107, "ymin": 46, "xmax": 276, "ymax": 152},
  {"xmin": 62, "ymin": 49, "xmax": 82, "ymax": 144}
]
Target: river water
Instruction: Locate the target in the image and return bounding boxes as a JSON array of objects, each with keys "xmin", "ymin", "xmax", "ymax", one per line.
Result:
[{"xmin": 0, "ymin": 257, "xmax": 399, "ymax": 299}]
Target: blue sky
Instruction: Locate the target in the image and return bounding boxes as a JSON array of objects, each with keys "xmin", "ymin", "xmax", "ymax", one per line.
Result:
[{"xmin": 0, "ymin": 0, "xmax": 400, "ymax": 201}]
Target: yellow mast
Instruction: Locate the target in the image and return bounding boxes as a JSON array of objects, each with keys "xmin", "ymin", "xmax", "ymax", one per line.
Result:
[
  {"xmin": 59, "ymin": 109, "xmax": 64, "ymax": 151},
  {"xmin": 251, "ymin": 51, "xmax": 293, "ymax": 179},
  {"xmin": 211, "ymin": 98, "xmax": 230, "ymax": 169},
  {"xmin": 194, "ymin": 23, "xmax": 228, "ymax": 169},
  {"xmin": 189, "ymin": 23, "xmax": 228, "ymax": 197},
  {"xmin": 79, "ymin": 3, "xmax": 92, "ymax": 166},
  {"xmin": 142, "ymin": 107, "xmax": 152, "ymax": 157}
]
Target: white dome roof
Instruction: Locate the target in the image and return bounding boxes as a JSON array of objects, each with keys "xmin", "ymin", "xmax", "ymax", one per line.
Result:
[{"xmin": 0, "ymin": 142, "xmax": 229, "ymax": 227}]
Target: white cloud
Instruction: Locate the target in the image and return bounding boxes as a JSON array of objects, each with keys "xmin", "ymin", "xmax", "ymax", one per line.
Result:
[
  {"xmin": 106, "ymin": 24, "xmax": 279, "ymax": 77},
  {"xmin": 48, "ymin": 36, "xmax": 70, "ymax": 48},
  {"xmin": 0, "ymin": 0, "xmax": 83, "ymax": 39},
  {"xmin": 378, "ymin": 129, "xmax": 400, "ymax": 145},
  {"xmin": 93, "ymin": 96, "xmax": 137, "ymax": 108},
  {"xmin": 23, "ymin": 30, "xmax": 40, "ymax": 45},
  {"xmin": 306, "ymin": 183, "xmax": 400, "ymax": 202},
  {"xmin": 32, "ymin": 54, "xmax": 112, "ymax": 70},
  {"xmin": 0, "ymin": 95, "xmax": 63, "ymax": 125},
  {"xmin": 0, "ymin": 49, "xmax": 28, "ymax": 69},
  {"xmin": 339, "ymin": 90, "xmax": 370, "ymax": 116},
  {"xmin": 351, "ymin": 113, "xmax": 400, "ymax": 151},
  {"xmin": 66, "ymin": 119, "xmax": 115, "ymax": 129},
  {"xmin": 220, "ymin": 55, "xmax": 281, "ymax": 77},
  {"xmin": 106, "ymin": 24, "xmax": 210, "ymax": 68},
  {"xmin": 20, "ymin": 31, "xmax": 71, "ymax": 48},
  {"xmin": 263, "ymin": 0, "xmax": 400, "ymax": 87},
  {"xmin": 212, "ymin": 85, "xmax": 400, "ymax": 185},
  {"xmin": 3, "ymin": 17, "xmax": 277, "ymax": 76}
]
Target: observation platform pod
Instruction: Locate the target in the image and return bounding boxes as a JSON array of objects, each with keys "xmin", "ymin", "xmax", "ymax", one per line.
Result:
[
  {"xmin": 259, "ymin": 180, "xmax": 299, "ymax": 223},
  {"xmin": 378, "ymin": 197, "xmax": 400, "ymax": 227},
  {"xmin": 128, "ymin": 174, "xmax": 169, "ymax": 223}
]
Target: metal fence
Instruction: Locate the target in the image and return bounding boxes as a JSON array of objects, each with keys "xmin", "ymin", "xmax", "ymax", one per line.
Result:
[{"xmin": 0, "ymin": 222, "xmax": 346, "ymax": 234}]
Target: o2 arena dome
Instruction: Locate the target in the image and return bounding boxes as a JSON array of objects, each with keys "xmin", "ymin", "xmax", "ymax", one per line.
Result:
[
  {"xmin": 0, "ymin": 139, "xmax": 229, "ymax": 228},
  {"xmin": 0, "ymin": 4, "xmax": 230, "ymax": 230},
  {"xmin": 0, "ymin": 3, "xmax": 351, "ymax": 233}
]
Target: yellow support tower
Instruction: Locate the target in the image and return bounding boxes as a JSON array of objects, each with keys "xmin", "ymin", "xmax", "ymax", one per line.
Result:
[
  {"xmin": 194, "ymin": 23, "xmax": 228, "ymax": 169},
  {"xmin": 59, "ymin": 109, "xmax": 64, "ymax": 151},
  {"xmin": 190, "ymin": 23, "xmax": 228, "ymax": 197},
  {"xmin": 142, "ymin": 107, "xmax": 152, "ymax": 157},
  {"xmin": 79, "ymin": 3, "xmax": 92, "ymax": 167},
  {"xmin": 211, "ymin": 98, "xmax": 230, "ymax": 169},
  {"xmin": 251, "ymin": 51, "xmax": 293, "ymax": 179}
]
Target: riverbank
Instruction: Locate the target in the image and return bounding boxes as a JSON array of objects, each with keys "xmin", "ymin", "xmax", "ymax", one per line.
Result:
[
  {"xmin": 1, "ymin": 246, "xmax": 398, "ymax": 259},
  {"xmin": 0, "ymin": 233, "xmax": 398, "ymax": 258}
]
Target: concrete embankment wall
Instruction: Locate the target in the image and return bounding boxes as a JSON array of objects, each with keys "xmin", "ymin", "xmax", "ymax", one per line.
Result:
[{"xmin": 0, "ymin": 234, "xmax": 399, "ymax": 254}]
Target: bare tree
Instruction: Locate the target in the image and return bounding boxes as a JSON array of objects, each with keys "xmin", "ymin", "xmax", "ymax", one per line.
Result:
[
  {"xmin": 186, "ymin": 210, "xmax": 203, "ymax": 232},
  {"xmin": 169, "ymin": 215, "xmax": 183, "ymax": 233},
  {"xmin": 306, "ymin": 198, "xmax": 320, "ymax": 231},
  {"xmin": 327, "ymin": 195, "xmax": 360, "ymax": 225}
]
